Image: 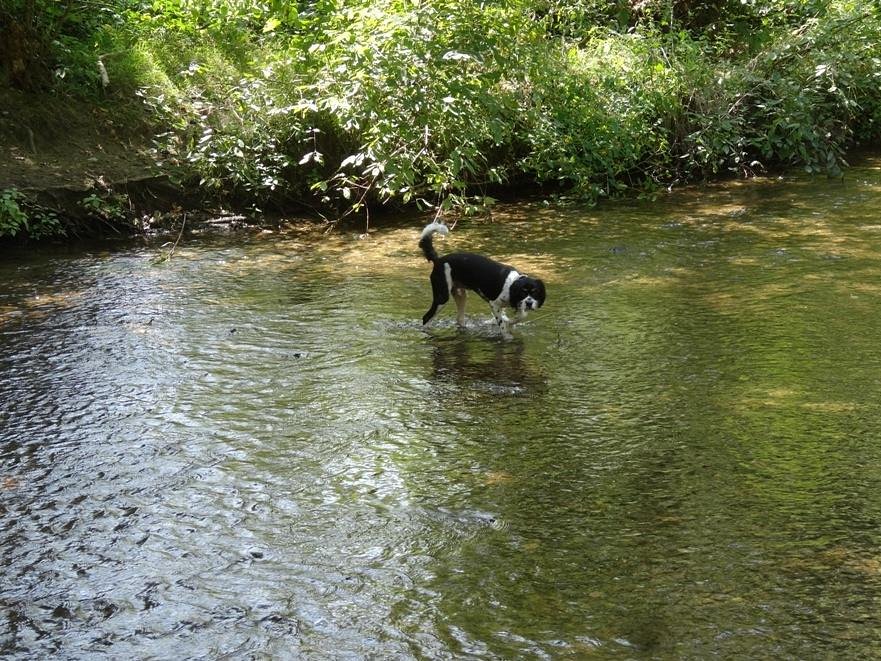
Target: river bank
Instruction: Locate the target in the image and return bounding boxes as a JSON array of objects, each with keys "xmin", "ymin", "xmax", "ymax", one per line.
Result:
[
  {"xmin": 0, "ymin": 87, "xmax": 231, "ymax": 240},
  {"xmin": 3, "ymin": 2, "xmax": 881, "ymax": 242},
  {"xmin": 1, "ymin": 91, "xmax": 877, "ymax": 246},
  {"xmin": 1, "ymin": 76, "xmax": 880, "ymax": 244}
]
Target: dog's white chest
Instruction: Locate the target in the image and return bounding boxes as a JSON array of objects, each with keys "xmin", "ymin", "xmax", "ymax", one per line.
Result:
[{"xmin": 494, "ymin": 270, "xmax": 521, "ymax": 305}]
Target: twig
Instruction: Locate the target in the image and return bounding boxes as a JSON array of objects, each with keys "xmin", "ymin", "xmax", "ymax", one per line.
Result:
[{"xmin": 159, "ymin": 213, "xmax": 187, "ymax": 262}]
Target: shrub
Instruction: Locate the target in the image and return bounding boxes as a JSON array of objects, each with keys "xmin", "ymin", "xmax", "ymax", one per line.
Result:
[
  {"xmin": 0, "ymin": 189, "xmax": 28, "ymax": 237},
  {"xmin": 0, "ymin": 188, "xmax": 66, "ymax": 240},
  {"xmin": 7, "ymin": 0, "xmax": 880, "ymax": 220}
]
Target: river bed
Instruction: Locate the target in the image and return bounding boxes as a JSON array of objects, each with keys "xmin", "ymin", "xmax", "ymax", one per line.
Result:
[{"xmin": 3, "ymin": 163, "xmax": 881, "ymax": 658}]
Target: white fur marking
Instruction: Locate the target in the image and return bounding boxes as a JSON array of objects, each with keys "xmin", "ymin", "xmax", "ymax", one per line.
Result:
[
  {"xmin": 517, "ymin": 296, "xmax": 538, "ymax": 316},
  {"xmin": 420, "ymin": 221, "xmax": 449, "ymax": 240},
  {"xmin": 443, "ymin": 262, "xmax": 454, "ymax": 296},
  {"xmin": 493, "ymin": 270, "xmax": 521, "ymax": 306}
]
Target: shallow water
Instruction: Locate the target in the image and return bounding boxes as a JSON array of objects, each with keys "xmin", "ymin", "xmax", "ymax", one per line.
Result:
[{"xmin": 3, "ymin": 162, "xmax": 881, "ymax": 658}]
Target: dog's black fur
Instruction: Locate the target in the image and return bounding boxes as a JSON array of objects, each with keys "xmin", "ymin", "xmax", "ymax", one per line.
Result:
[{"xmin": 419, "ymin": 222, "xmax": 546, "ymax": 336}]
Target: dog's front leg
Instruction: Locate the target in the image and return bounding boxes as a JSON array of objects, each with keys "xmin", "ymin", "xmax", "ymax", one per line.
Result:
[
  {"xmin": 490, "ymin": 304, "xmax": 513, "ymax": 339},
  {"xmin": 510, "ymin": 309, "xmax": 528, "ymax": 326}
]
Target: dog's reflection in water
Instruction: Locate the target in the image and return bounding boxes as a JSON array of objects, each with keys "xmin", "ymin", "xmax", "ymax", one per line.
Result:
[{"xmin": 429, "ymin": 333, "xmax": 546, "ymax": 396}]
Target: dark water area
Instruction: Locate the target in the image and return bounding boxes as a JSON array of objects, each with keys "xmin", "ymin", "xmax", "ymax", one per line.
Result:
[{"xmin": 3, "ymin": 162, "xmax": 881, "ymax": 658}]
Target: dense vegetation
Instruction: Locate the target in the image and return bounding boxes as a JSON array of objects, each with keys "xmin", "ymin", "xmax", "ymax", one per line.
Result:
[{"xmin": 1, "ymin": 0, "xmax": 880, "ymax": 233}]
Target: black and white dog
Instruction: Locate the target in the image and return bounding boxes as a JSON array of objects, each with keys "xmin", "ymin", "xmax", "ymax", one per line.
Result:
[{"xmin": 419, "ymin": 222, "xmax": 546, "ymax": 337}]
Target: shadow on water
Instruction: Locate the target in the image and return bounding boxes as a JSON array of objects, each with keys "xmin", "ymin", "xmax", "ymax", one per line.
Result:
[
  {"xmin": 4, "ymin": 160, "xmax": 881, "ymax": 658},
  {"xmin": 428, "ymin": 332, "xmax": 548, "ymax": 399}
]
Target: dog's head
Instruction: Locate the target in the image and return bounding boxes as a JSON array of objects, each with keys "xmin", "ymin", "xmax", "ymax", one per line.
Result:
[{"xmin": 510, "ymin": 276, "xmax": 546, "ymax": 314}]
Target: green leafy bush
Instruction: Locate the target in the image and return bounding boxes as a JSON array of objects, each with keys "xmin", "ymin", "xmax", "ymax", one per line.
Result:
[
  {"xmin": 5, "ymin": 0, "xmax": 881, "ymax": 220},
  {"xmin": 0, "ymin": 189, "xmax": 66, "ymax": 240},
  {"xmin": 0, "ymin": 189, "xmax": 28, "ymax": 237}
]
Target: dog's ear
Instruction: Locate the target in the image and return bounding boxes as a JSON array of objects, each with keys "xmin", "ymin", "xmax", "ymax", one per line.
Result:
[
  {"xmin": 509, "ymin": 277, "xmax": 527, "ymax": 304},
  {"xmin": 534, "ymin": 278, "xmax": 546, "ymax": 304}
]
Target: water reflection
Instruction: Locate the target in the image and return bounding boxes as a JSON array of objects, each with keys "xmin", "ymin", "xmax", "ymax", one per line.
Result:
[
  {"xmin": 3, "ymin": 160, "xmax": 881, "ymax": 658},
  {"xmin": 429, "ymin": 333, "xmax": 547, "ymax": 398}
]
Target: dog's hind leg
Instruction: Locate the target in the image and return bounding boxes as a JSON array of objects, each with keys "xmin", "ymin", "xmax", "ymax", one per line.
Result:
[
  {"xmin": 453, "ymin": 288, "xmax": 467, "ymax": 327},
  {"xmin": 422, "ymin": 266, "xmax": 450, "ymax": 326},
  {"xmin": 422, "ymin": 303, "xmax": 440, "ymax": 326}
]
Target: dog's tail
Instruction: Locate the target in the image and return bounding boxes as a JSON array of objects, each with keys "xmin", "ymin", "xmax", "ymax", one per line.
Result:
[{"xmin": 419, "ymin": 222, "xmax": 449, "ymax": 263}]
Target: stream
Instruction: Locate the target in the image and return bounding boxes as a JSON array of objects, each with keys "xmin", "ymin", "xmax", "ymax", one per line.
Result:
[{"xmin": 3, "ymin": 162, "xmax": 881, "ymax": 658}]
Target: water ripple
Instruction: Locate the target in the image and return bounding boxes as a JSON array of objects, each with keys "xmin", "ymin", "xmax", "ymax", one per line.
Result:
[{"xmin": 5, "ymin": 168, "xmax": 881, "ymax": 657}]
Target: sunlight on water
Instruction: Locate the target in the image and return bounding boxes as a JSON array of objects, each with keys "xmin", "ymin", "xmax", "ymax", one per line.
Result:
[{"xmin": 3, "ymin": 159, "xmax": 881, "ymax": 658}]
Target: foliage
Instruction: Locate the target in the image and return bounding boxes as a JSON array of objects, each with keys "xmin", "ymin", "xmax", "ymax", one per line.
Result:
[
  {"xmin": 0, "ymin": 189, "xmax": 28, "ymax": 237},
  {"xmin": 79, "ymin": 191, "xmax": 130, "ymax": 222},
  {"xmin": 296, "ymin": 0, "xmax": 537, "ymax": 214},
  {"xmin": 140, "ymin": 72, "xmax": 295, "ymax": 202},
  {"xmin": 736, "ymin": 6, "xmax": 881, "ymax": 175},
  {"xmin": 25, "ymin": 207, "xmax": 64, "ymax": 240},
  {"xmin": 0, "ymin": 188, "xmax": 66, "ymax": 239},
  {"xmin": 3, "ymin": 0, "xmax": 881, "ymax": 220}
]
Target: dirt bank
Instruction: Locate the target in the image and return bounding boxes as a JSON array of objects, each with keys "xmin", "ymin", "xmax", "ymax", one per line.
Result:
[
  {"xmin": 0, "ymin": 87, "xmax": 167, "ymax": 189},
  {"xmin": 0, "ymin": 88, "xmax": 212, "ymax": 236}
]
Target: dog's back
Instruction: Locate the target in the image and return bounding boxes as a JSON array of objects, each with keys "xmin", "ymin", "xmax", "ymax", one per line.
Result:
[{"xmin": 440, "ymin": 252, "xmax": 514, "ymax": 302}]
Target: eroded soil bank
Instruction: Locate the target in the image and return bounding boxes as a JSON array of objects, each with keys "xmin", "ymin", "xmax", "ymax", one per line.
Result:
[{"xmin": 0, "ymin": 88, "xmax": 266, "ymax": 238}]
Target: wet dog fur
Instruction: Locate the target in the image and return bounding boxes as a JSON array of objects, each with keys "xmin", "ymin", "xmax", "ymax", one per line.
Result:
[{"xmin": 419, "ymin": 222, "xmax": 546, "ymax": 337}]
